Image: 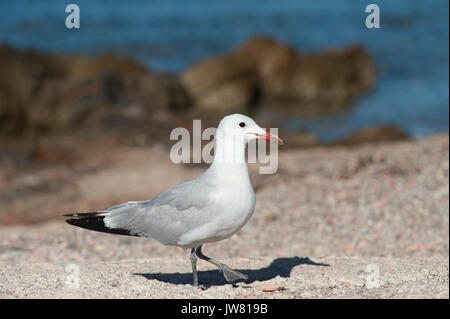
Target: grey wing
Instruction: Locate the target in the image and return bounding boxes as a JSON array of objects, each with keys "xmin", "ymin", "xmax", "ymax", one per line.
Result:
[{"xmin": 103, "ymin": 176, "xmax": 216, "ymax": 245}]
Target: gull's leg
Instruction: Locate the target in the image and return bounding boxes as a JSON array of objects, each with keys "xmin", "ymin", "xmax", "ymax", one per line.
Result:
[
  {"xmin": 195, "ymin": 246, "xmax": 248, "ymax": 282},
  {"xmin": 190, "ymin": 248, "xmax": 199, "ymax": 287}
]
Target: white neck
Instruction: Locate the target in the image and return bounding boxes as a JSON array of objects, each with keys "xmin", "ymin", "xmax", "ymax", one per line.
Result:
[{"xmin": 208, "ymin": 129, "xmax": 248, "ymax": 175}]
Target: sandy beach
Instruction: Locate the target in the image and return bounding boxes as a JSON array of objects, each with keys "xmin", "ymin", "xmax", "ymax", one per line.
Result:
[{"xmin": 0, "ymin": 134, "xmax": 448, "ymax": 298}]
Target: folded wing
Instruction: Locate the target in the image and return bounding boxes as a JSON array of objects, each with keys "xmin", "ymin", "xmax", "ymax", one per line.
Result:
[{"xmin": 64, "ymin": 176, "xmax": 215, "ymax": 246}]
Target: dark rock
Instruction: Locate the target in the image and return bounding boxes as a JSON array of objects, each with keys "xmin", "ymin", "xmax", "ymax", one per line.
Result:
[
  {"xmin": 0, "ymin": 45, "xmax": 191, "ymax": 136},
  {"xmin": 181, "ymin": 36, "xmax": 377, "ymax": 116}
]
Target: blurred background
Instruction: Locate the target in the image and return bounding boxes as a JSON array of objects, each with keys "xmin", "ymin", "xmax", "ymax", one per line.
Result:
[{"xmin": 0, "ymin": 0, "xmax": 448, "ymax": 226}]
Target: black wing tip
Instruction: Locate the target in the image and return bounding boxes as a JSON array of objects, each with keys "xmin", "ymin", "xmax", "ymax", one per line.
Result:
[
  {"xmin": 65, "ymin": 218, "xmax": 76, "ymax": 225},
  {"xmin": 65, "ymin": 218, "xmax": 86, "ymax": 226},
  {"xmin": 65, "ymin": 215, "xmax": 108, "ymax": 230},
  {"xmin": 64, "ymin": 215, "xmax": 135, "ymax": 236}
]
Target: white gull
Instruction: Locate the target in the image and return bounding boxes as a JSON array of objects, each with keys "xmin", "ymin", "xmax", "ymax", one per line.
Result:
[{"xmin": 65, "ymin": 113, "xmax": 282, "ymax": 287}]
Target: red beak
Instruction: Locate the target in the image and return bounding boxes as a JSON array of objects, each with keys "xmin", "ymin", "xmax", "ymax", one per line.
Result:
[{"xmin": 254, "ymin": 131, "xmax": 283, "ymax": 145}]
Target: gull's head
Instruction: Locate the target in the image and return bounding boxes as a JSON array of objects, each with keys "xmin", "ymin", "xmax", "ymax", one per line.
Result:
[{"xmin": 216, "ymin": 114, "xmax": 283, "ymax": 145}]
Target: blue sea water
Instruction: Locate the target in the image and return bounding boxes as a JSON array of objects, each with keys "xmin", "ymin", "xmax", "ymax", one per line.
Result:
[{"xmin": 0, "ymin": 0, "xmax": 448, "ymax": 140}]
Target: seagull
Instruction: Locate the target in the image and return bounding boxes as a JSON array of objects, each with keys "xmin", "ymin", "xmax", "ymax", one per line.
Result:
[{"xmin": 64, "ymin": 114, "xmax": 282, "ymax": 288}]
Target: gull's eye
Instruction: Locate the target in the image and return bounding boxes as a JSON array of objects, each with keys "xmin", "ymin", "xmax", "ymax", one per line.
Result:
[{"xmin": 239, "ymin": 122, "xmax": 246, "ymax": 128}]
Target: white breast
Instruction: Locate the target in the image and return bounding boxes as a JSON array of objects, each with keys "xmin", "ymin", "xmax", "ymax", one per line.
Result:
[{"xmin": 177, "ymin": 165, "xmax": 256, "ymax": 248}]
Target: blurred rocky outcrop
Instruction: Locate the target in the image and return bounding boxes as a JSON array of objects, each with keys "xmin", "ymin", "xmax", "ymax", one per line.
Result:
[
  {"xmin": 0, "ymin": 45, "xmax": 191, "ymax": 136},
  {"xmin": 0, "ymin": 38, "xmax": 380, "ymax": 150},
  {"xmin": 181, "ymin": 36, "xmax": 376, "ymax": 116}
]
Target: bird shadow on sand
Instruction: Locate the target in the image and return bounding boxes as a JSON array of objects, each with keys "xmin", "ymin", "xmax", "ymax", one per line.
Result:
[{"xmin": 134, "ymin": 256, "xmax": 329, "ymax": 287}]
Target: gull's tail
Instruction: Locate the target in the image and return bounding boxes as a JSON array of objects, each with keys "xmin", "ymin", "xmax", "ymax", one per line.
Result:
[{"xmin": 64, "ymin": 212, "xmax": 136, "ymax": 236}]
